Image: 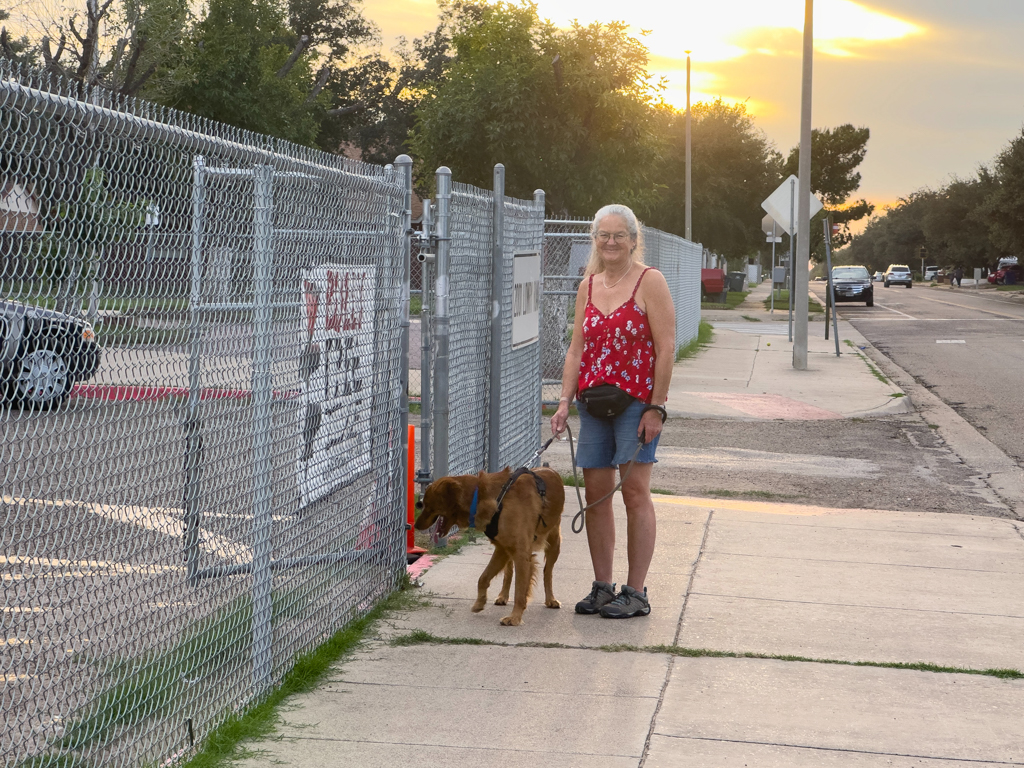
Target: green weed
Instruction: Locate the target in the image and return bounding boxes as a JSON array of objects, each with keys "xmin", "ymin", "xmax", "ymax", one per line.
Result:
[{"xmin": 676, "ymin": 321, "xmax": 714, "ymax": 362}]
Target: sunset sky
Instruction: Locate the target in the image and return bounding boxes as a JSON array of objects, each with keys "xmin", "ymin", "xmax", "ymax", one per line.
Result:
[{"xmin": 369, "ymin": 0, "xmax": 1024, "ymax": 213}]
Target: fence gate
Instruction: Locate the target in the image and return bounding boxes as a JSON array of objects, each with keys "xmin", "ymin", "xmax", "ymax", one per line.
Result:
[{"xmin": 414, "ymin": 166, "xmax": 545, "ymax": 489}]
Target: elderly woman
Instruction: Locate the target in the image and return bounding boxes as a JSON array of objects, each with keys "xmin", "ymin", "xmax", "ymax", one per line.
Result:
[{"xmin": 550, "ymin": 204, "xmax": 675, "ymax": 619}]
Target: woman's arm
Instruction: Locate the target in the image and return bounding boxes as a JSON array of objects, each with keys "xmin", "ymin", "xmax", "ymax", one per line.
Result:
[
  {"xmin": 550, "ymin": 280, "xmax": 588, "ymax": 435},
  {"xmin": 639, "ymin": 270, "xmax": 676, "ymax": 441}
]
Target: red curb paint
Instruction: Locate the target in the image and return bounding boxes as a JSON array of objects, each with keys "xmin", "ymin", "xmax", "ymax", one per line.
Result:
[
  {"xmin": 695, "ymin": 393, "xmax": 842, "ymax": 420},
  {"xmin": 406, "ymin": 555, "xmax": 438, "ymax": 580},
  {"xmin": 70, "ymin": 384, "xmax": 301, "ymax": 402}
]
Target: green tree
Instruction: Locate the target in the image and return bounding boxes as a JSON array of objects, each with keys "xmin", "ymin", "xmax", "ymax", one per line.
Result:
[
  {"xmin": 167, "ymin": 0, "xmax": 326, "ymax": 145},
  {"xmin": 409, "ymin": 1, "xmax": 662, "ymax": 213},
  {"xmin": 1, "ymin": 9, "xmax": 37, "ymax": 67},
  {"xmin": 644, "ymin": 98, "xmax": 783, "ymax": 256},
  {"xmin": 783, "ymin": 124, "xmax": 874, "ymax": 253},
  {"xmin": 979, "ymin": 130, "xmax": 1024, "ymax": 256},
  {"xmin": 35, "ymin": 168, "xmax": 147, "ymax": 315}
]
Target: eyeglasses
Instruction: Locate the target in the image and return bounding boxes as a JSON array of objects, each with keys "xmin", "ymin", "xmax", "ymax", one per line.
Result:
[{"xmin": 594, "ymin": 231, "xmax": 631, "ymax": 243}]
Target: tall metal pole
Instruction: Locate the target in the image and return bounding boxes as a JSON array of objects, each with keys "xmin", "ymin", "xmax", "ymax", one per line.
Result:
[
  {"xmin": 488, "ymin": 164, "xmax": 505, "ymax": 471},
  {"xmin": 184, "ymin": 156, "xmax": 206, "ymax": 586},
  {"xmin": 788, "ymin": 179, "xmax": 795, "ymax": 342},
  {"xmin": 395, "ymin": 154, "xmax": 413, "ymax": 525},
  {"xmin": 250, "ymin": 164, "xmax": 274, "ymax": 699},
  {"xmin": 685, "ymin": 50, "xmax": 692, "ymax": 241},
  {"xmin": 793, "ymin": 0, "xmax": 814, "ymax": 370},
  {"xmin": 823, "ymin": 217, "xmax": 841, "ymax": 356},
  {"xmin": 433, "ymin": 167, "xmax": 452, "ymax": 480},
  {"xmin": 770, "ymin": 221, "xmax": 776, "ymax": 314},
  {"xmin": 419, "ymin": 199, "xmax": 433, "ymax": 487}
]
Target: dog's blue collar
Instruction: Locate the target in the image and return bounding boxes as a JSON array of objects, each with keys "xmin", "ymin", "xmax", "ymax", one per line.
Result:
[{"xmin": 468, "ymin": 487, "xmax": 479, "ymax": 529}]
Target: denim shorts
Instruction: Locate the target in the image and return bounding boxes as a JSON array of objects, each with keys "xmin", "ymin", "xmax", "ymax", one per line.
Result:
[{"xmin": 575, "ymin": 398, "xmax": 660, "ymax": 468}]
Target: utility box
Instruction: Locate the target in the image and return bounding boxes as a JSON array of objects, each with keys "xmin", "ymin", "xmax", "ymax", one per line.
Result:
[{"xmin": 772, "ymin": 266, "xmax": 787, "ymax": 285}]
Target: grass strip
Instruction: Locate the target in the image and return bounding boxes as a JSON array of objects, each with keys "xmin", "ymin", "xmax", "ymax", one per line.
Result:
[
  {"xmin": 701, "ymin": 489, "xmax": 801, "ymax": 501},
  {"xmin": 676, "ymin": 320, "xmax": 714, "ymax": 362},
  {"xmin": 389, "ymin": 631, "xmax": 1024, "ymax": 680},
  {"xmin": 180, "ymin": 583, "xmax": 423, "ymax": 768},
  {"xmin": 700, "ymin": 290, "xmax": 749, "ymax": 311},
  {"xmin": 762, "ymin": 290, "xmax": 823, "ymax": 313},
  {"xmin": 843, "ymin": 339, "xmax": 891, "ymax": 385}
]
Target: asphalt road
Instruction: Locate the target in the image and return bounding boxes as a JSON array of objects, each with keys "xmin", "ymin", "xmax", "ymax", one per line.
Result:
[{"xmin": 815, "ymin": 284, "xmax": 1024, "ymax": 466}]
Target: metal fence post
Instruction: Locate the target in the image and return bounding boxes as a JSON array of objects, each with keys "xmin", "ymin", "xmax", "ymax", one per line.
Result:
[
  {"xmin": 184, "ymin": 156, "xmax": 206, "ymax": 586},
  {"xmin": 419, "ymin": 199, "xmax": 433, "ymax": 487},
  {"xmin": 488, "ymin": 164, "xmax": 505, "ymax": 471},
  {"xmin": 395, "ymin": 154, "xmax": 413, "ymax": 519},
  {"xmin": 433, "ymin": 167, "xmax": 452, "ymax": 480},
  {"xmin": 250, "ymin": 164, "xmax": 275, "ymax": 698}
]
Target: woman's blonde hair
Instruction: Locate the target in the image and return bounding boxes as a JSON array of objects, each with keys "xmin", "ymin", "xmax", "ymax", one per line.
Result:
[{"xmin": 583, "ymin": 204, "xmax": 646, "ymax": 277}]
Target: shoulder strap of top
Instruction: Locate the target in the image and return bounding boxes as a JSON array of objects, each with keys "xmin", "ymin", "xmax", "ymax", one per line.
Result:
[
  {"xmin": 630, "ymin": 267, "xmax": 653, "ymax": 299},
  {"xmin": 587, "ymin": 274, "xmax": 594, "ymax": 303}
]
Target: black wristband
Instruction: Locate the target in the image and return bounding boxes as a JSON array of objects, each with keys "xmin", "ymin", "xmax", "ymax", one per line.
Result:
[{"xmin": 641, "ymin": 404, "xmax": 667, "ymax": 423}]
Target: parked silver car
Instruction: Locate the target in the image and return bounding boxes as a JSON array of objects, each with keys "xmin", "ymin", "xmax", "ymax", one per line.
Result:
[{"xmin": 883, "ymin": 264, "xmax": 913, "ymax": 288}]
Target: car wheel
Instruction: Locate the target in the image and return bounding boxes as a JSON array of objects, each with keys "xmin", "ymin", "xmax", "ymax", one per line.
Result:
[
  {"xmin": 884, "ymin": 281, "xmax": 889, "ymax": 287},
  {"xmin": 13, "ymin": 344, "xmax": 72, "ymax": 409},
  {"xmin": 907, "ymin": 283, "xmax": 912, "ymax": 289},
  {"xmin": 866, "ymin": 298, "xmax": 874, "ymax": 307}
]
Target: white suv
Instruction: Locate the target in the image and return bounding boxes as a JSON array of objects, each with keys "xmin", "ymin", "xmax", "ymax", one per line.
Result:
[{"xmin": 884, "ymin": 264, "xmax": 913, "ymax": 288}]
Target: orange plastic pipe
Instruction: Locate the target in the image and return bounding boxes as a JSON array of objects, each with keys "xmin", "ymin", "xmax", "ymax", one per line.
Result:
[{"xmin": 407, "ymin": 424, "xmax": 416, "ymax": 551}]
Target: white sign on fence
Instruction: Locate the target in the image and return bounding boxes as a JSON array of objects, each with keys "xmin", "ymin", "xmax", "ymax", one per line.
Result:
[
  {"xmin": 296, "ymin": 264, "xmax": 376, "ymax": 508},
  {"xmin": 512, "ymin": 252, "xmax": 541, "ymax": 349}
]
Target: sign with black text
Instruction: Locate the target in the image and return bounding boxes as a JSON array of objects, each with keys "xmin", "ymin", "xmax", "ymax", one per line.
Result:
[{"xmin": 512, "ymin": 252, "xmax": 540, "ymax": 349}]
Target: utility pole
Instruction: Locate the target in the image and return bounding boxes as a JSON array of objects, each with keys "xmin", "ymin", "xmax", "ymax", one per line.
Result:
[
  {"xmin": 685, "ymin": 50, "xmax": 692, "ymax": 241},
  {"xmin": 793, "ymin": 0, "xmax": 814, "ymax": 371}
]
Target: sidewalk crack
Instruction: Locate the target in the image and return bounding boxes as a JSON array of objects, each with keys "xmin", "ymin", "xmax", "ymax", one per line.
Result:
[{"xmin": 638, "ymin": 509, "xmax": 714, "ymax": 768}]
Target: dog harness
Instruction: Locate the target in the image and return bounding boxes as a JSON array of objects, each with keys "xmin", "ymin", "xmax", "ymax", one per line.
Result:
[{"xmin": 484, "ymin": 468, "xmax": 548, "ymax": 542}]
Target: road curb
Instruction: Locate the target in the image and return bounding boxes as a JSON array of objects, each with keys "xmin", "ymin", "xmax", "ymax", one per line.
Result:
[{"xmin": 857, "ymin": 338, "xmax": 1024, "ymax": 520}]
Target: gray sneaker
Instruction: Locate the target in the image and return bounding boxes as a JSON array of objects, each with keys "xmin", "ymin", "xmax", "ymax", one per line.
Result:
[
  {"xmin": 599, "ymin": 585, "xmax": 650, "ymax": 618},
  {"xmin": 575, "ymin": 580, "xmax": 616, "ymax": 614}
]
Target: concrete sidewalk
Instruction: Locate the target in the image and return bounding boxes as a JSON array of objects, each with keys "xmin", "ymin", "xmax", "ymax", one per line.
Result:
[
  {"xmin": 670, "ymin": 279, "xmax": 911, "ymax": 420},
  {"xmin": 236, "ymin": 283, "xmax": 1024, "ymax": 767},
  {"xmin": 239, "ymin": 497, "xmax": 1024, "ymax": 767}
]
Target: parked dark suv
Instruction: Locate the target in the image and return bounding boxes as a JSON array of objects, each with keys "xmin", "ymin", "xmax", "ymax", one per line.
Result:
[
  {"xmin": 1, "ymin": 300, "xmax": 102, "ymax": 408},
  {"xmin": 831, "ymin": 265, "xmax": 874, "ymax": 306},
  {"xmin": 883, "ymin": 264, "xmax": 913, "ymax": 288}
]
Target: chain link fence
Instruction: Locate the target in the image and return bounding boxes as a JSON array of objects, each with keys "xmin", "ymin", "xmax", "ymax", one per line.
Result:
[
  {"xmin": 540, "ymin": 218, "xmax": 703, "ymax": 403},
  {"xmin": 1, "ymin": 64, "xmax": 409, "ymax": 767},
  {"xmin": 416, "ymin": 172, "xmax": 545, "ymax": 482}
]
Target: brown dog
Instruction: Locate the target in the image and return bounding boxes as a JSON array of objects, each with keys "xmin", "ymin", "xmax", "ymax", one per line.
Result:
[{"xmin": 414, "ymin": 467, "xmax": 565, "ymax": 626}]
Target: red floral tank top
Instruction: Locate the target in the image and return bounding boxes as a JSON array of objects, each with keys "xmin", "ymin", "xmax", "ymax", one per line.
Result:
[{"xmin": 577, "ymin": 267, "xmax": 656, "ymax": 403}]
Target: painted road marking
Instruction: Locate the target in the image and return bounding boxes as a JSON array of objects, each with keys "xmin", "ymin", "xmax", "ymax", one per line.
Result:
[
  {"xmin": 2, "ymin": 496, "xmax": 252, "ymax": 564},
  {"xmin": 713, "ymin": 322, "xmax": 791, "ymax": 336},
  {"xmin": 870, "ymin": 302, "xmax": 916, "ymax": 319},
  {"xmin": 656, "ymin": 446, "xmax": 878, "ymax": 478},
  {"xmin": 907, "ymin": 292, "xmax": 1024, "ymax": 319},
  {"xmin": 936, "ymin": 339, "xmax": 966, "ymax": 344},
  {"xmin": 691, "ymin": 393, "xmax": 841, "ymax": 420}
]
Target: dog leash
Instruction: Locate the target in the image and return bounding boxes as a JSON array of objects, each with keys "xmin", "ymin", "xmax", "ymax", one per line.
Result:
[
  {"xmin": 560, "ymin": 404, "xmax": 667, "ymax": 534},
  {"xmin": 561, "ymin": 424, "xmax": 643, "ymax": 534}
]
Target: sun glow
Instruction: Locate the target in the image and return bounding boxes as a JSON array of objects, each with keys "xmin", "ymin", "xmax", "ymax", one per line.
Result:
[{"xmin": 532, "ymin": 0, "xmax": 923, "ymax": 110}]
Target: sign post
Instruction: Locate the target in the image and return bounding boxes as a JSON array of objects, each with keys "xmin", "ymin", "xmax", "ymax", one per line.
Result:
[{"xmin": 761, "ymin": 174, "xmax": 823, "ymax": 348}]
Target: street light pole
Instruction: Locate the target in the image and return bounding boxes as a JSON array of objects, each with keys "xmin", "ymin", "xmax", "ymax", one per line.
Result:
[
  {"xmin": 685, "ymin": 50, "xmax": 692, "ymax": 242},
  {"xmin": 793, "ymin": 0, "xmax": 814, "ymax": 371}
]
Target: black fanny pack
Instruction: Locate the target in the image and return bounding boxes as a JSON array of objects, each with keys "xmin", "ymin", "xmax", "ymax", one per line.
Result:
[{"xmin": 579, "ymin": 384, "xmax": 635, "ymax": 421}]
